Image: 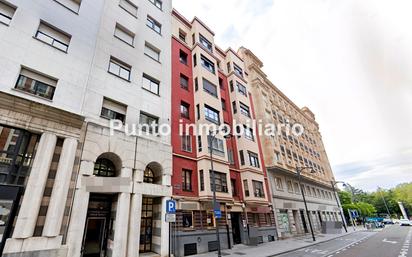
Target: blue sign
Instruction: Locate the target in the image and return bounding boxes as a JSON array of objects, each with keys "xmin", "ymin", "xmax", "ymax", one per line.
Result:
[
  {"xmin": 350, "ymin": 210, "xmax": 359, "ymax": 218},
  {"xmin": 214, "ymin": 209, "xmax": 222, "ymax": 219},
  {"xmin": 166, "ymin": 200, "xmax": 176, "ymax": 214}
]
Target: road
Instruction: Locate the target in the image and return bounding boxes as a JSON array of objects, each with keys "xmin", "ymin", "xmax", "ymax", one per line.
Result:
[{"xmin": 277, "ymin": 225, "xmax": 412, "ymax": 257}]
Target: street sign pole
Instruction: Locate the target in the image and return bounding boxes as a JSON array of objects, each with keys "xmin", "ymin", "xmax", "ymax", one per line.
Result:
[{"xmin": 348, "ymin": 209, "xmax": 356, "ymax": 231}]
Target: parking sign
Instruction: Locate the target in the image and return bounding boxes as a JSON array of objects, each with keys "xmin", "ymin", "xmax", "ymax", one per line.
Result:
[{"xmin": 166, "ymin": 200, "xmax": 176, "ymax": 214}]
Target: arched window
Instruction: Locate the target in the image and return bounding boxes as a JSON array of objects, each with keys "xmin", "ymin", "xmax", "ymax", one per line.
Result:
[
  {"xmin": 143, "ymin": 167, "xmax": 154, "ymax": 183},
  {"xmin": 94, "ymin": 158, "xmax": 116, "ymax": 177}
]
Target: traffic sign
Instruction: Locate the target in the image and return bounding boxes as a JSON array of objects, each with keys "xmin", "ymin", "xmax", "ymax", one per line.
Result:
[
  {"xmin": 214, "ymin": 209, "xmax": 222, "ymax": 219},
  {"xmin": 166, "ymin": 200, "xmax": 176, "ymax": 214},
  {"xmin": 165, "ymin": 213, "xmax": 176, "ymax": 222}
]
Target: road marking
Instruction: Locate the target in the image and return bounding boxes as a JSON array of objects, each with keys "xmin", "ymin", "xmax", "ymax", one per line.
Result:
[
  {"xmin": 398, "ymin": 228, "xmax": 412, "ymax": 257},
  {"xmin": 383, "ymin": 238, "xmax": 398, "ymax": 244}
]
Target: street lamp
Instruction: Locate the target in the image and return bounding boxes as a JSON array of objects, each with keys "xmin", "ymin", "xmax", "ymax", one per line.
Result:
[
  {"xmin": 295, "ymin": 166, "xmax": 316, "ymax": 242},
  {"xmin": 209, "ymin": 129, "xmax": 232, "ymax": 257},
  {"xmin": 330, "ymin": 181, "xmax": 348, "ymax": 232}
]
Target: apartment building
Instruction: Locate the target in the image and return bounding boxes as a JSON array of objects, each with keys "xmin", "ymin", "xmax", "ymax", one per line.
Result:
[
  {"xmin": 0, "ymin": 1, "xmax": 172, "ymax": 257},
  {"xmin": 170, "ymin": 10, "xmax": 276, "ymax": 257},
  {"xmin": 238, "ymin": 47, "xmax": 341, "ymax": 238}
]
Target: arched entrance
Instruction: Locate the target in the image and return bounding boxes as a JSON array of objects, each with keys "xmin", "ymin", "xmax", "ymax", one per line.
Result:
[
  {"xmin": 82, "ymin": 155, "xmax": 120, "ymax": 257},
  {"xmin": 139, "ymin": 162, "xmax": 162, "ymax": 254}
]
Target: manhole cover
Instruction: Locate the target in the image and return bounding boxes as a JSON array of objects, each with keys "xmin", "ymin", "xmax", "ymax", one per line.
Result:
[
  {"xmin": 234, "ymin": 252, "xmax": 246, "ymax": 255},
  {"xmin": 221, "ymin": 252, "xmax": 231, "ymax": 256}
]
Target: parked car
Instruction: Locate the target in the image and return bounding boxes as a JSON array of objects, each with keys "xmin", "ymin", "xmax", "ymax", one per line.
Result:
[
  {"xmin": 399, "ymin": 219, "xmax": 411, "ymax": 226},
  {"xmin": 383, "ymin": 218, "xmax": 394, "ymax": 224}
]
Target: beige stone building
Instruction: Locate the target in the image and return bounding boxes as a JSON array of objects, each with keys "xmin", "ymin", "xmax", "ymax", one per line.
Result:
[
  {"xmin": 0, "ymin": 0, "xmax": 173, "ymax": 257},
  {"xmin": 239, "ymin": 47, "xmax": 342, "ymax": 238}
]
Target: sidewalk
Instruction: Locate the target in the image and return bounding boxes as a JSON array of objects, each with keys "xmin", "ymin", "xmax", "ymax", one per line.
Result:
[{"xmin": 192, "ymin": 227, "xmax": 368, "ymax": 257}]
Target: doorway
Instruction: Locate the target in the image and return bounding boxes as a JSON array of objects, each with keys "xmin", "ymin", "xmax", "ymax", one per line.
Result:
[
  {"xmin": 140, "ymin": 197, "xmax": 154, "ymax": 253},
  {"xmin": 300, "ymin": 210, "xmax": 309, "ymax": 233},
  {"xmin": 82, "ymin": 194, "xmax": 113, "ymax": 257},
  {"xmin": 230, "ymin": 213, "xmax": 242, "ymax": 245}
]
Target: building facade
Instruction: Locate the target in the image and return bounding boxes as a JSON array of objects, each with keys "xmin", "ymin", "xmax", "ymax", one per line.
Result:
[
  {"xmin": 239, "ymin": 47, "xmax": 341, "ymax": 238},
  {"xmin": 170, "ymin": 10, "xmax": 276, "ymax": 257},
  {"xmin": 0, "ymin": 1, "xmax": 172, "ymax": 257}
]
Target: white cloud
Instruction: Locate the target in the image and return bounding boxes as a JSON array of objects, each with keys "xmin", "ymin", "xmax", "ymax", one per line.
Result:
[{"xmin": 173, "ymin": 0, "xmax": 412, "ymax": 190}]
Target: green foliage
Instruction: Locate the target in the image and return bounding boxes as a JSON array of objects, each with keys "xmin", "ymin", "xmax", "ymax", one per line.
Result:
[{"xmin": 337, "ymin": 182, "xmax": 412, "ymax": 218}]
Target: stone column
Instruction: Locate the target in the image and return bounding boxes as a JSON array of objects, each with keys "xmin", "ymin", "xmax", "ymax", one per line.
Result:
[
  {"xmin": 43, "ymin": 137, "xmax": 78, "ymax": 237},
  {"xmin": 13, "ymin": 133, "xmax": 57, "ymax": 239},
  {"xmin": 160, "ymin": 197, "xmax": 170, "ymax": 256},
  {"xmin": 112, "ymin": 193, "xmax": 130, "ymax": 257},
  {"xmin": 112, "ymin": 167, "xmax": 132, "ymax": 257},
  {"xmin": 66, "ymin": 160, "xmax": 94, "ymax": 257},
  {"xmin": 127, "ymin": 193, "xmax": 142, "ymax": 257}
]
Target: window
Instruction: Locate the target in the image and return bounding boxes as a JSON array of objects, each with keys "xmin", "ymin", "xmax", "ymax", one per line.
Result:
[
  {"xmin": 243, "ymin": 180, "xmax": 249, "ymax": 197},
  {"xmin": 94, "ymin": 158, "xmax": 116, "ymax": 177},
  {"xmin": 115, "ymin": 23, "xmax": 135, "ymax": 46},
  {"xmin": 199, "ymin": 33, "xmax": 213, "ymax": 52},
  {"xmin": 232, "ymin": 101, "xmax": 237, "ymax": 114},
  {"xmin": 180, "ymin": 101, "xmax": 190, "ymax": 119},
  {"xmin": 239, "ymin": 102, "xmax": 250, "ymax": 117},
  {"xmin": 202, "ymin": 78, "xmax": 217, "ymax": 97},
  {"xmin": 108, "ymin": 57, "xmax": 131, "ymax": 81},
  {"xmin": 207, "ymin": 136, "xmax": 224, "ymax": 156},
  {"xmin": 144, "ymin": 42, "xmax": 160, "ymax": 61},
  {"xmin": 196, "ymin": 104, "xmax": 200, "ymax": 120},
  {"xmin": 149, "ymin": 0, "xmax": 162, "ymax": 10},
  {"xmin": 237, "ymin": 82, "xmax": 247, "ymax": 96},
  {"xmin": 181, "ymin": 135, "xmax": 192, "ymax": 152},
  {"xmin": 228, "ymin": 149, "xmax": 234, "ymax": 165},
  {"xmin": 199, "ymin": 170, "xmax": 204, "ymax": 191},
  {"xmin": 182, "ymin": 169, "xmax": 192, "ymax": 191},
  {"xmin": 221, "ymin": 99, "xmax": 226, "ymax": 111},
  {"xmin": 210, "ymin": 170, "xmax": 228, "ymax": 193},
  {"xmin": 143, "ymin": 166, "xmax": 154, "ymax": 183},
  {"xmin": 206, "ymin": 211, "xmax": 215, "ymax": 227},
  {"xmin": 100, "ymin": 98, "xmax": 127, "ymax": 123},
  {"xmin": 179, "ymin": 50, "xmax": 188, "ymax": 65},
  {"xmin": 229, "ymin": 80, "xmax": 234, "ymax": 92},
  {"xmin": 244, "ymin": 126, "xmax": 254, "ymax": 141},
  {"xmin": 200, "ymin": 54, "xmax": 215, "ymax": 74},
  {"xmin": 182, "ymin": 212, "xmax": 193, "ymax": 228},
  {"xmin": 119, "ymin": 0, "xmax": 138, "ymax": 18},
  {"xmin": 0, "ymin": 0, "xmax": 16, "ymax": 25},
  {"xmin": 35, "ymin": 21, "xmax": 71, "ymax": 52},
  {"xmin": 204, "ymin": 105, "xmax": 219, "ymax": 124},
  {"xmin": 275, "ymin": 177, "xmax": 283, "ymax": 191},
  {"xmin": 139, "ymin": 112, "xmax": 158, "ymax": 133},
  {"xmin": 15, "ymin": 68, "xmax": 57, "ymax": 100},
  {"xmin": 239, "ymin": 150, "xmax": 245, "ymax": 165},
  {"xmin": 227, "ymin": 62, "xmax": 231, "ymax": 73},
  {"xmin": 180, "ymin": 74, "xmax": 189, "ymax": 90},
  {"xmin": 248, "ymin": 151, "xmax": 260, "ymax": 168},
  {"xmin": 146, "ymin": 16, "xmax": 161, "ymax": 34},
  {"xmin": 287, "ymin": 180, "xmax": 293, "ymax": 192},
  {"xmin": 197, "ymin": 135, "xmax": 202, "ymax": 152},
  {"xmin": 179, "ymin": 29, "xmax": 186, "ymax": 42},
  {"xmin": 54, "ymin": 0, "xmax": 81, "ymax": 13},
  {"xmin": 194, "ymin": 77, "xmax": 198, "ymax": 91},
  {"xmin": 233, "ymin": 63, "xmax": 243, "ymax": 77},
  {"xmin": 193, "ymin": 53, "xmax": 197, "ymax": 66},
  {"xmin": 253, "ymin": 180, "xmax": 265, "ymax": 198},
  {"xmin": 293, "ymin": 182, "xmax": 300, "ymax": 194},
  {"xmin": 142, "ymin": 74, "xmax": 160, "ymax": 94},
  {"xmin": 231, "ymin": 179, "xmax": 237, "ymax": 196}
]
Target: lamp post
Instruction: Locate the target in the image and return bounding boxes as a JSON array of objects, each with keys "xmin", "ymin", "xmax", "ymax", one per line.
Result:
[
  {"xmin": 330, "ymin": 181, "xmax": 348, "ymax": 232},
  {"xmin": 209, "ymin": 130, "xmax": 232, "ymax": 257},
  {"xmin": 295, "ymin": 166, "xmax": 316, "ymax": 242}
]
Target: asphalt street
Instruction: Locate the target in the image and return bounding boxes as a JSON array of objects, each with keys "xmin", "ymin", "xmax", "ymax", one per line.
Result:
[{"xmin": 277, "ymin": 225, "xmax": 412, "ymax": 257}]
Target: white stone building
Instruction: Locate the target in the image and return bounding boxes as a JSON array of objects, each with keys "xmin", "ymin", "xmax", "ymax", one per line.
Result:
[{"xmin": 0, "ymin": 0, "xmax": 172, "ymax": 257}]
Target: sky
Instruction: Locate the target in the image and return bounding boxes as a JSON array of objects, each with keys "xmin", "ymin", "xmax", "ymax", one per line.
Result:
[{"xmin": 173, "ymin": 0, "xmax": 412, "ymax": 191}]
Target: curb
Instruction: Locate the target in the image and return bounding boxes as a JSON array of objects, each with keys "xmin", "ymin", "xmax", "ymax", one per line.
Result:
[{"xmin": 267, "ymin": 230, "xmax": 367, "ymax": 257}]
